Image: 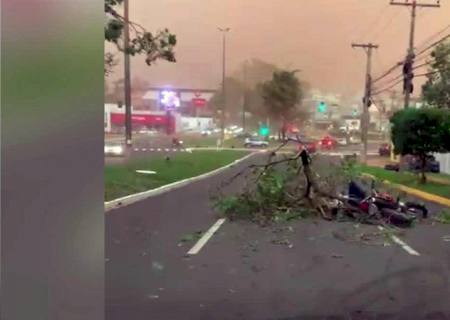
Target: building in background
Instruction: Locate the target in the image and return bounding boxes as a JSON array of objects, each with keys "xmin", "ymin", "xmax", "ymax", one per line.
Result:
[{"xmin": 105, "ymin": 86, "xmax": 217, "ymax": 134}]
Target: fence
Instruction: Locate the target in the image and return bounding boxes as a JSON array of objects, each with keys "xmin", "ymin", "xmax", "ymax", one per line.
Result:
[{"xmin": 434, "ymin": 153, "xmax": 450, "ymax": 174}]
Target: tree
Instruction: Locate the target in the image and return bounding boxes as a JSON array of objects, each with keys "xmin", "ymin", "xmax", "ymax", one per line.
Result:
[
  {"xmin": 209, "ymin": 77, "xmax": 245, "ymax": 121},
  {"xmin": 422, "ymin": 41, "xmax": 450, "ymax": 108},
  {"xmin": 390, "ymin": 108, "xmax": 450, "ymax": 183},
  {"xmin": 260, "ymin": 70, "xmax": 304, "ymax": 139},
  {"xmin": 104, "ymin": 0, "xmax": 176, "ymax": 75}
]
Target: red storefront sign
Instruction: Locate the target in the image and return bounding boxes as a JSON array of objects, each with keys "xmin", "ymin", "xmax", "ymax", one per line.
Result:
[
  {"xmin": 192, "ymin": 98, "xmax": 206, "ymax": 107},
  {"xmin": 110, "ymin": 113, "xmax": 168, "ymax": 126}
]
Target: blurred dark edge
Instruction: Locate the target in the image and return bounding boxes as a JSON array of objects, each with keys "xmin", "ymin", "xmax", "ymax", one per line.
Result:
[{"xmin": 1, "ymin": 1, "xmax": 104, "ymax": 319}]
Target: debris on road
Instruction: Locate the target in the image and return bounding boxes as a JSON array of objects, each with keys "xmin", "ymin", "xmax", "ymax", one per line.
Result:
[
  {"xmin": 271, "ymin": 238, "xmax": 293, "ymax": 247},
  {"xmin": 213, "ymin": 145, "xmax": 429, "ymax": 229},
  {"xmin": 152, "ymin": 261, "xmax": 164, "ymax": 271},
  {"xmin": 442, "ymin": 235, "xmax": 450, "ymax": 242},
  {"xmin": 180, "ymin": 231, "xmax": 203, "ymax": 243},
  {"xmin": 147, "ymin": 294, "xmax": 159, "ymax": 300},
  {"xmin": 331, "ymin": 254, "xmax": 344, "ymax": 259}
]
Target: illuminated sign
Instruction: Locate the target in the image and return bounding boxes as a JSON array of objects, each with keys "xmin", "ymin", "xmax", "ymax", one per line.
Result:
[
  {"xmin": 192, "ymin": 98, "xmax": 206, "ymax": 107},
  {"xmin": 160, "ymin": 90, "xmax": 181, "ymax": 110}
]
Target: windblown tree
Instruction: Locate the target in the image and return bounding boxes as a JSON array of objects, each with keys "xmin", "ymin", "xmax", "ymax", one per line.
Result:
[
  {"xmin": 104, "ymin": 0, "xmax": 177, "ymax": 75},
  {"xmin": 260, "ymin": 70, "xmax": 304, "ymax": 139},
  {"xmin": 209, "ymin": 77, "xmax": 245, "ymax": 121},
  {"xmin": 390, "ymin": 108, "xmax": 450, "ymax": 183},
  {"xmin": 422, "ymin": 41, "xmax": 450, "ymax": 109}
]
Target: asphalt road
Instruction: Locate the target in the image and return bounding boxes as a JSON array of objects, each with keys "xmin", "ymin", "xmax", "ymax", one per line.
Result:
[{"xmin": 106, "ymin": 153, "xmax": 450, "ymax": 320}]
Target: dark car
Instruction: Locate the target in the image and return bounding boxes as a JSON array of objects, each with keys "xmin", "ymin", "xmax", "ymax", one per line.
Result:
[
  {"xmin": 384, "ymin": 155, "xmax": 440, "ymax": 173},
  {"xmin": 379, "ymin": 143, "xmax": 391, "ymax": 156},
  {"xmin": 406, "ymin": 155, "xmax": 440, "ymax": 173}
]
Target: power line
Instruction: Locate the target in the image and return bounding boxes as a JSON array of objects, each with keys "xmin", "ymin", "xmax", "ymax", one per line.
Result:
[
  {"xmin": 415, "ymin": 33, "xmax": 450, "ymax": 58},
  {"xmin": 371, "ymin": 8, "xmax": 402, "ymax": 42},
  {"xmin": 372, "ymin": 68, "xmax": 445, "ymax": 96},
  {"xmin": 415, "ymin": 23, "xmax": 450, "ymax": 52},
  {"xmin": 372, "ymin": 78, "xmax": 403, "ymax": 96},
  {"xmin": 356, "ymin": 4, "xmax": 391, "ymax": 41},
  {"xmin": 373, "ymin": 60, "xmax": 403, "ymax": 84},
  {"xmin": 372, "ymin": 23, "xmax": 448, "ymax": 87}
]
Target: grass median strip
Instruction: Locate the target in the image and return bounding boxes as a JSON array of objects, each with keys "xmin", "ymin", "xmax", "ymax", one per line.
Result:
[
  {"xmin": 357, "ymin": 165, "xmax": 450, "ymax": 199},
  {"xmin": 105, "ymin": 150, "xmax": 249, "ymax": 201}
]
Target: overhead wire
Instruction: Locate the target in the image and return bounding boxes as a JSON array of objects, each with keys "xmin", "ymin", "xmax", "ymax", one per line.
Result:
[{"xmin": 355, "ymin": 3, "xmax": 391, "ymax": 42}]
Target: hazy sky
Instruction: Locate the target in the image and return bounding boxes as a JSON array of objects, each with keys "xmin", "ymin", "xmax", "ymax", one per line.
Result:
[{"xmin": 106, "ymin": 0, "xmax": 450, "ymax": 100}]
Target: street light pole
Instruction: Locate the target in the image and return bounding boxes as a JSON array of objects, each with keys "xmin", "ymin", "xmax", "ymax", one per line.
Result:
[
  {"xmin": 218, "ymin": 27, "xmax": 230, "ymax": 144},
  {"xmin": 242, "ymin": 60, "xmax": 248, "ymax": 132},
  {"xmin": 123, "ymin": 0, "xmax": 132, "ymax": 147}
]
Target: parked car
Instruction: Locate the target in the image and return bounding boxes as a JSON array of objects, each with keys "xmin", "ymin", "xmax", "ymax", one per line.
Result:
[
  {"xmin": 379, "ymin": 143, "xmax": 391, "ymax": 156},
  {"xmin": 201, "ymin": 127, "xmax": 220, "ymax": 136},
  {"xmin": 105, "ymin": 142, "xmax": 125, "ymax": 157},
  {"xmin": 318, "ymin": 135, "xmax": 338, "ymax": 150},
  {"xmin": 349, "ymin": 135, "xmax": 361, "ymax": 144},
  {"xmin": 405, "ymin": 155, "xmax": 440, "ymax": 173},
  {"xmin": 335, "ymin": 137, "xmax": 348, "ymax": 146},
  {"xmin": 384, "ymin": 155, "xmax": 440, "ymax": 173},
  {"xmin": 244, "ymin": 137, "xmax": 269, "ymax": 148}
]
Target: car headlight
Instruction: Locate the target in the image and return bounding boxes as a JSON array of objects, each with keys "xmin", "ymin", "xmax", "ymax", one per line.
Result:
[{"xmin": 112, "ymin": 146, "xmax": 123, "ymax": 154}]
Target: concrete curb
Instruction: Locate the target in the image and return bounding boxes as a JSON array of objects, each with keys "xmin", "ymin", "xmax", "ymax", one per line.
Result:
[
  {"xmin": 105, "ymin": 152, "xmax": 258, "ymax": 213},
  {"xmin": 361, "ymin": 173, "xmax": 450, "ymax": 207}
]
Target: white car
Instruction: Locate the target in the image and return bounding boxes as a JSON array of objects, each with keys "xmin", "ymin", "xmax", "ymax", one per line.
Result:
[
  {"xmin": 335, "ymin": 137, "xmax": 348, "ymax": 146},
  {"xmin": 244, "ymin": 137, "xmax": 269, "ymax": 148},
  {"xmin": 349, "ymin": 135, "xmax": 361, "ymax": 144},
  {"xmin": 105, "ymin": 143, "xmax": 125, "ymax": 157}
]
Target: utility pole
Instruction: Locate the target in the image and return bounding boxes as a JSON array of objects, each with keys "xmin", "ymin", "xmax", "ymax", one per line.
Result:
[
  {"xmin": 218, "ymin": 27, "xmax": 230, "ymax": 145},
  {"xmin": 352, "ymin": 42, "xmax": 379, "ymax": 164},
  {"xmin": 123, "ymin": 0, "xmax": 132, "ymax": 147},
  {"xmin": 390, "ymin": 0, "xmax": 440, "ymax": 108},
  {"xmin": 242, "ymin": 60, "xmax": 248, "ymax": 132}
]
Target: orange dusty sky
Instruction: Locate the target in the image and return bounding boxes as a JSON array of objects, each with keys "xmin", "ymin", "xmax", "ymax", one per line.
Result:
[{"xmin": 106, "ymin": 0, "xmax": 450, "ymax": 100}]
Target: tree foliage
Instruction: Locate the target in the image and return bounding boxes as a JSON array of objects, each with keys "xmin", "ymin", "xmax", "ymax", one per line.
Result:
[
  {"xmin": 260, "ymin": 70, "xmax": 304, "ymax": 136},
  {"xmin": 209, "ymin": 77, "xmax": 245, "ymax": 118},
  {"xmin": 422, "ymin": 41, "xmax": 450, "ymax": 108},
  {"xmin": 104, "ymin": 0, "xmax": 176, "ymax": 75},
  {"xmin": 390, "ymin": 108, "xmax": 450, "ymax": 183}
]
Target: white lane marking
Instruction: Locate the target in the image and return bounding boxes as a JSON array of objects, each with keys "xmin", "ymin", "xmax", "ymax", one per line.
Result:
[
  {"xmin": 150, "ymin": 148, "xmax": 155, "ymax": 152},
  {"xmin": 157, "ymin": 148, "xmax": 162, "ymax": 152},
  {"xmin": 187, "ymin": 219, "xmax": 226, "ymax": 255},
  {"xmin": 134, "ymin": 148, "xmax": 139, "ymax": 151},
  {"xmin": 172, "ymin": 148, "xmax": 178, "ymax": 152},
  {"xmin": 142, "ymin": 148, "xmax": 147, "ymax": 151},
  {"xmin": 136, "ymin": 170, "xmax": 156, "ymax": 175},
  {"xmin": 378, "ymin": 226, "xmax": 420, "ymax": 256}
]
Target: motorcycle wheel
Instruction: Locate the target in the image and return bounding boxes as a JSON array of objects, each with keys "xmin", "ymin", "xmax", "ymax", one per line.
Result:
[
  {"xmin": 381, "ymin": 208, "xmax": 415, "ymax": 227},
  {"xmin": 403, "ymin": 202, "xmax": 428, "ymax": 219}
]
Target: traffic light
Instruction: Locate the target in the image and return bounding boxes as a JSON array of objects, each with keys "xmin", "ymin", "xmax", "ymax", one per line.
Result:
[
  {"xmin": 259, "ymin": 125, "xmax": 270, "ymax": 137},
  {"xmin": 318, "ymin": 101, "xmax": 327, "ymax": 113}
]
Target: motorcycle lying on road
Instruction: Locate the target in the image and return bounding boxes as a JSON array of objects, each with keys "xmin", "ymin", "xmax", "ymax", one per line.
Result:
[{"xmin": 332, "ymin": 180, "xmax": 428, "ymax": 226}]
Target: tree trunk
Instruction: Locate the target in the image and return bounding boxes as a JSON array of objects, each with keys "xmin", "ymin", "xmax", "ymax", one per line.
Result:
[{"xmin": 420, "ymin": 154, "xmax": 427, "ymax": 184}]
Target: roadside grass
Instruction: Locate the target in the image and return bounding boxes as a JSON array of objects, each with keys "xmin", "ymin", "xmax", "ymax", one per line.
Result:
[
  {"xmin": 356, "ymin": 165, "xmax": 450, "ymax": 199},
  {"xmin": 435, "ymin": 209, "xmax": 450, "ymax": 224},
  {"xmin": 105, "ymin": 150, "xmax": 249, "ymax": 201}
]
